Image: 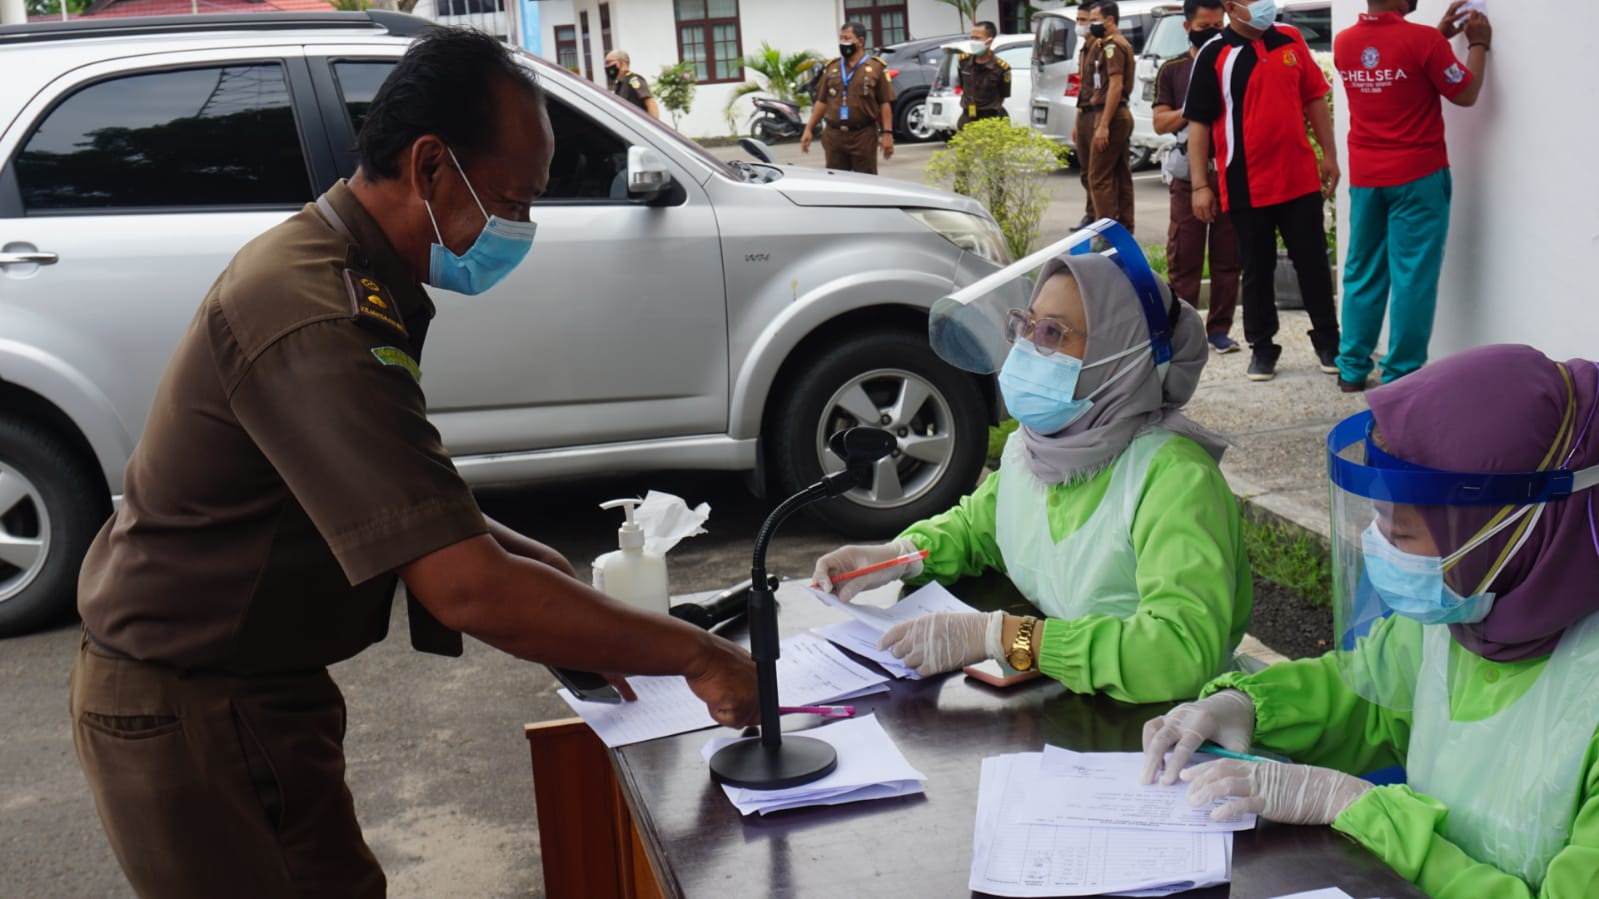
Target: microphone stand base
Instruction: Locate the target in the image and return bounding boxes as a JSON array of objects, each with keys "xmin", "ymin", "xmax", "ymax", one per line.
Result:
[{"xmin": 708, "ymin": 735, "xmax": 837, "ymax": 790}]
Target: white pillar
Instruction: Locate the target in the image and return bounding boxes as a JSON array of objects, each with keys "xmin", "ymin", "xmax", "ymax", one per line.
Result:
[{"xmin": 1, "ymin": 0, "xmax": 29, "ymax": 25}]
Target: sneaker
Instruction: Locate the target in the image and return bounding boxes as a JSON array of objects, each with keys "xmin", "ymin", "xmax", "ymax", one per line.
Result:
[
  {"xmin": 1338, "ymin": 377, "xmax": 1369, "ymax": 393},
  {"xmin": 1315, "ymin": 345, "xmax": 1340, "ymax": 375},
  {"xmin": 1247, "ymin": 351, "xmax": 1278, "ymax": 382},
  {"xmin": 1208, "ymin": 334, "xmax": 1241, "ymax": 354}
]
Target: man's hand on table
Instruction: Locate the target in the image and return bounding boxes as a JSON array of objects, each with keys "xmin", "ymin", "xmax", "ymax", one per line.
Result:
[{"xmin": 682, "ymin": 632, "xmax": 759, "ymax": 727}]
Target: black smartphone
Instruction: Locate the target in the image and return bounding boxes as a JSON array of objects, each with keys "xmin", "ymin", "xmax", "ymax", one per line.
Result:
[{"xmin": 551, "ymin": 666, "xmax": 621, "ymax": 704}]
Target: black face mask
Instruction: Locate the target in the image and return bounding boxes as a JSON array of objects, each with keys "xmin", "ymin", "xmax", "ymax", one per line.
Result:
[
  {"xmin": 1405, "ymin": 0, "xmax": 1419, "ymax": 11},
  {"xmin": 1189, "ymin": 27, "xmax": 1221, "ymax": 48},
  {"xmin": 604, "ymin": 65, "xmax": 620, "ymax": 81},
  {"xmin": 840, "ymin": 43, "xmax": 857, "ymax": 58},
  {"xmin": 1089, "ymin": 22, "xmax": 1108, "ymax": 39}
]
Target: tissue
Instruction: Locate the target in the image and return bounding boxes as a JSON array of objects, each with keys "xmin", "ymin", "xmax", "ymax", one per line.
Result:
[{"xmin": 634, "ymin": 490, "xmax": 711, "ymax": 556}]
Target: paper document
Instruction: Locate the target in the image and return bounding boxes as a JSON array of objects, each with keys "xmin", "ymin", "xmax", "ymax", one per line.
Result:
[
  {"xmin": 971, "ymin": 753, "xmax": 1231, "ymax": 897},
  {"xmin": 806, "ymin": 582, "xmax": 982, "ymax": 678},
  {"xmin": 559, "ymin": 633, "xmax": 889, "ymax": 747},
  {"xmin": 1010, "ymin": 746, "xmax": 1257, "ymax": 832},
  {"xmin": 701, "ymin": 714, "xmax": 926, "ymax": 815},
  {"xmin": 1269, "ymin": 890, "xmax": 1356, "ymax": 899}
]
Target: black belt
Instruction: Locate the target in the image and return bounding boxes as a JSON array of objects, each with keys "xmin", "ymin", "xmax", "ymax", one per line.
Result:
[{"xmin": 830, "ymin": 120, "xmax": 875, "ymax": 132}]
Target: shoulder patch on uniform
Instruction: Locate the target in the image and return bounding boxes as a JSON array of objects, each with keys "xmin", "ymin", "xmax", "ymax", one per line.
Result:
[
  {"xmin": 371, "ymin": 346, "xmax": 421, "ymax": 384},
  {"xmin": 344, "ymin": 268, "xmax": 407, "ymax": 338},
  {"xmin": 629, "ymin": 75, "xmax": 643, "ymax": 87},
  {"xmin": 1105, "ymin": 44, "xmax": 1116, "ymax": 57},
  {"xmin": 997, "ymin": 58, "xmax": 1010, "ymax": 69}
]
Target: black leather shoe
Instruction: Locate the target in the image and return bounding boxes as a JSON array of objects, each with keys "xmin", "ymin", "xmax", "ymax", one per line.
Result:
[{"xmin": 1247, "ymin": 352, "xmax": 1278, "ymax": 382}]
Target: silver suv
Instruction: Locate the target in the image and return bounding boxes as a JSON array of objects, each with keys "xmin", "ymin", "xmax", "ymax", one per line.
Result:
[{"xmin": 0, "ymin": 12, "xmax": 1010, "ymax": 635}]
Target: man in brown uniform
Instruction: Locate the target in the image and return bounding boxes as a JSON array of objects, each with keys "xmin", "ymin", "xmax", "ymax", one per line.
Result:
[
  {"xmin": 801, "ymin": 22, "xmax": 894, "ymax": 174},
  {"xmin": 1154, "ymin": 0, "xmax": 1241, "ymax": 353},
  {"xmin": 604, "ymin": 49, "xmax": 661, "ymax": 120},
  {"xmin": 956, "ymin": 20, "xmax": 1011, "ymax": 129},
  {"xmin": 69, "ymin": 28, "xmax": 756, "ymax": 898},
  {"xmin": 1087, "ymin": 0, "xmax": 1136, "ymax": 230},
  {"xmin": 1073, "ymin": 1, "xmax": 1102, "ymax": 228}
]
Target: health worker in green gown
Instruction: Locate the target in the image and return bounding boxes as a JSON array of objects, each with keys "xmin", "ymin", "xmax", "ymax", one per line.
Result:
[
  {"xmin": 1141, "ymin": 344, "xmax": 1599, "ymax": 898},
  {"xmin": 812, "ymin": 226, "xmax": 1251, "ymax": 704}
]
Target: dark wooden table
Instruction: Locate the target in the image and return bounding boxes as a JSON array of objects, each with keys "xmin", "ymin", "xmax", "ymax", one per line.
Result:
[{"xmin": 527, "ymin": 573, "xmax": 1426, "ymax": 899}]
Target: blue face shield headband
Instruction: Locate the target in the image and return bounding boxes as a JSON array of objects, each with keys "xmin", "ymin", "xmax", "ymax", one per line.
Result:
[
  {"xmin": 928, "ymin": 219, "xmax": 1173, "ymax": 377},
  {"xmin": 425, "ymin": 147, "xmax": 538, "ymax": 296}
]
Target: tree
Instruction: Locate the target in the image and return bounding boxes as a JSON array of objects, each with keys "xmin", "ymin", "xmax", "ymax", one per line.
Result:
[
  {"xmin": 654, "ymin": 61, "xmax": 698, "ymax": 130},
  {"xmin": 934, "ymin": 0, "xmax": 983, "ymax": 30},
  {"xmin": 926, "ymin": 117, "xmax": 1062, "ymax": 259},
  {"xmin": 25, "ymin": 0, "xmax": 89, "ymax": 16},
  {"xmin": 723, "ymin": 43, "xmax": 822, "ymax": 131}
]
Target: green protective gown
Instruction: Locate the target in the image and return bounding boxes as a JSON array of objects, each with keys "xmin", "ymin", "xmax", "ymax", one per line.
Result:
[
  {"xmin": 1204, "ymin": 616, "xmax": 1599, "ymax": 898},
  {"xmin": 899, "ymin": 433, "xmax": 1251, "ymax": 704}
]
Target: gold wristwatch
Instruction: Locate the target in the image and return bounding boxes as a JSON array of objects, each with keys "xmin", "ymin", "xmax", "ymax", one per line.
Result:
[{"xmin": 1007, "ymin": 616, "xmax": 1040, "ymax": 672}]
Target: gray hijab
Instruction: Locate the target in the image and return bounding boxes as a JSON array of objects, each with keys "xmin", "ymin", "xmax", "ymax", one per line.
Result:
[{"xmin": 1015, "ymin": 252, "xmax": 1227, "ymax": 484}]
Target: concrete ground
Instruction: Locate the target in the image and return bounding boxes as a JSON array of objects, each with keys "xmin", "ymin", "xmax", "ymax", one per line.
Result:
[{"xmin": 2, "ymin": 139, "xmax": 1355, "ymax": 898}]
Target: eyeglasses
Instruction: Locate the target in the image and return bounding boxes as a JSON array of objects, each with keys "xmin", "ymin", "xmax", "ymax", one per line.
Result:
[{"xmin": 1005, "ymin": 309, "xmax": 1080, "ymax": 356}]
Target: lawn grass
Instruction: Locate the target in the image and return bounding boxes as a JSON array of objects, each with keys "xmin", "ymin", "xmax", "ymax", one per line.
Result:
[
  {"xmin": 1241, "ymin": 510, "xmax": 1333, "ymax": 608},
  {"xmin": 988, "ymin": 419, "xmax": 1019, "ymax": 468}
]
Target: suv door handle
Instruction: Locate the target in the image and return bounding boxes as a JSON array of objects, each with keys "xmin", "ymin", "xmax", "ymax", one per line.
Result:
[{"xmin": 0, "ymin": 251, "xmax": 59, "ymax": 266}]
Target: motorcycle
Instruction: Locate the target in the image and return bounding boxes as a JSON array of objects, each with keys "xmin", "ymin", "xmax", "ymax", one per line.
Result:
[{"xmin": 745, "ymin": 96, "xmax": 806, "ymax": 143}]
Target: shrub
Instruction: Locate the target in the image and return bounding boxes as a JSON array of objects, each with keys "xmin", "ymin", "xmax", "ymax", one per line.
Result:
[
  {"xmin": 926, "ymin": 118, "xmax": 1063, "ymax": 260},
  {"xmin": 655, "ymin": 62, "xmax": 698, "ymax": 130}
]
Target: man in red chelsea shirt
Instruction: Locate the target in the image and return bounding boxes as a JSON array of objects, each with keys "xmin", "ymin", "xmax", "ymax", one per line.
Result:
[{"xmin": 1332, "ymin": 0, "xmax": 1491, "ymax": 391}]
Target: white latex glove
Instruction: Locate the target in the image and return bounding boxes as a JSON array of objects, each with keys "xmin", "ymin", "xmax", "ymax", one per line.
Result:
[
  {"xmin": 1182, "ymin": 759, "xmax": 1373, "ymax": 825},
  {"xmin": 811, "ymin": 537, "xmax": 923, "ymax": 603},
  {"xmin": 1140, "ymin": 689, "xmax": 1257, "ymax": 785},
  {"xmin": 877, "ymin": 611, "xmax": 1003, "ymax": 677}
]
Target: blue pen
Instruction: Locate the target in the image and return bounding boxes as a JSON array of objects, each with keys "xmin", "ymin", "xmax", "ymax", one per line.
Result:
[{"xmin": 1200, "ymin": 742, "xmax": 1275, "ymax": 764}]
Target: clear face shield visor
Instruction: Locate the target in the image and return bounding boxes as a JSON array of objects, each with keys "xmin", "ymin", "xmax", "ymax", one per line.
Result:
[
  {"xmin": 928, "ymin": 219, "xmax": 1173, "ymax": 376},
  {"xmin": 1326, "ymin": 409, "xmax": 1599, "ymax": 710}
]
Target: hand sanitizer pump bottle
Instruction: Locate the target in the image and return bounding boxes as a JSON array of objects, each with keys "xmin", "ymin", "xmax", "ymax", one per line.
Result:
[{"xmin": 592, "ymin": 498, "xmax": 670, "ymax": 615}]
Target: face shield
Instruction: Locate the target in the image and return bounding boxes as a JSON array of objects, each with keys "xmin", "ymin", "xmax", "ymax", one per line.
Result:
[
  {"xmin": 1326, "ymin": 409, "xmax": 1599, "ymax": 710},
  {"xmin": 928, "ymin": 219, "xmax": 1172, "ymax": 376}
]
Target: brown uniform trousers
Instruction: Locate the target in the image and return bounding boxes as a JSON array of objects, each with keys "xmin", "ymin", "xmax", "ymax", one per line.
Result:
[
  {"xmin": 1087, "ymin": 105, "xmax": 1135, "ymax": 230},
  {"xmin": 70, "ymin": 639, "xmax": 384, "ymax": 898},
  {"xmin": 1075, "ymin": 106, "xmax": 1099, "ymax": 223},
  {"xmin": 822, "ymin": 124, "xmax": 882, "ymax": 174},
  {"xmin": 1167, "ymin": 176, "xmax": 1241, "ymax": 337}
]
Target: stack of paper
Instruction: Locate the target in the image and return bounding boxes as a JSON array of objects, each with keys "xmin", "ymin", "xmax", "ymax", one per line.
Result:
[
  {"xmin": 970, "ymin": 747, "xmax": 1254, "ymax": 897},
  {"xmin": 700, "ymin": 714, "xmax": 926, "ymax": 815},
  {"xmin": 804, "ymin": 582, "xmax": 982, "ymax": 679},
  {"xmin": 558, "ymin": 633, "xmax": 890, "ymax": 748}
]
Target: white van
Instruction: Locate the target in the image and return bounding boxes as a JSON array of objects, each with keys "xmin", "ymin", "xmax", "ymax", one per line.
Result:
[
  {"xmin": 1029, "ymin": 0, "xmax": 1168, "ymax": 164},
  {"xmin": 924, "ymin": 34, "xmax": 1036, "ymax": 137}
]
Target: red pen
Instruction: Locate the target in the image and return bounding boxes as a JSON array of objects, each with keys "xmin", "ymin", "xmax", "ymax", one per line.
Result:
[
  {"xmin": 779, "ymin": 705, "xmax": 856, "ymax": 719},
  {"xmin": 829, "ymin": 549, "xmax": 930, "ymax": 586}
]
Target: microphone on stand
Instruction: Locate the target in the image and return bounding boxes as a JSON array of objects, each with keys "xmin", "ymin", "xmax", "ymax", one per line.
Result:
[{"xmin": 708, "ymin": 426, "xmax": 898, "ymax": 790}]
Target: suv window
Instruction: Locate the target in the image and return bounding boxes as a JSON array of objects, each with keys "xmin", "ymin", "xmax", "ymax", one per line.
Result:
[
  {"xmin": 13, "ymin": 63, "xmax": 310, "ymax": 212},
  {"xmin": 998, "ymin": 44, "xmax": 1033, "ymax": 69},
  {"xmin": 1035, "ymin": 16, "xmax": 1075, "ymax": 66},
  {"xmin": 332, "ymin": 61, "xmax": 393, "ymax": 137},
  {"xmin": 544, "ymin": 97, "xmax": 631, "ymax": 201},
  {"xmin": 1282, "ymin": 7, "xmax": 1332, "ymax": 52}
]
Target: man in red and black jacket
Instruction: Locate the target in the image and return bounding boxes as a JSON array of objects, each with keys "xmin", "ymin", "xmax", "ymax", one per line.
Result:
[{"xmin": 1183, "ymin": 0, "xmax": 1341, "ymax": 382}]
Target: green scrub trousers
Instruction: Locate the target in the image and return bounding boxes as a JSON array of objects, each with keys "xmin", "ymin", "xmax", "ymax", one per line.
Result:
[{"xmin": 1336, "ymin": 167, "xmax": 1453, "ymax": 385}]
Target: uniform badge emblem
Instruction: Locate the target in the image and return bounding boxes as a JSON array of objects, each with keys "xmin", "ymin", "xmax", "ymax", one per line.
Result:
[
  {"xmin": 344, "ymin": 268, "xmax": 407, "ymax": 338},
  {"xmin": 1283, "ymin": 49, "xmax": 1298, "ymax": 66},
  {"xmin": 371, "ymin": 346, "xmax": 421, "ymax": 384},
  {"xmin": 1361, "ymin": 46, "xmax": 1380, "ymax": 69},
  {"xmin": 1444, "ymin": 63, "xmax": 1466, "ymax": 84}
]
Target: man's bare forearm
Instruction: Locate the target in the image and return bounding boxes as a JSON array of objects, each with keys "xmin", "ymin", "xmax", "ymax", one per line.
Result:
[
  {"xmin": 403, "ymin": 536, "xmax": 716, "ymax": 676},
  {"xmin": 1305, "ymin": 97, "xmax": 1336, "ymax": 162},
  {"xmin": 1187, "ymin": 121, "xmax": 1212, "ymax": 184},
  {"xmin": 807, "ymin": 101, "xmax": 827, "ymax": 130},
  {"xmin": 1152, "ymin": 105, "xmax": 1184, "ymax": 135}
]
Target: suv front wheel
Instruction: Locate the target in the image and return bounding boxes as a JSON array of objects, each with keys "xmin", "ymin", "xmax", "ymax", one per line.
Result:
[
  {"xmin": 771, "ymin": 331, "xmax": 988, "ymax": 538},
  {"xmin": 0, "ymin": 418, "xmax": 107, "ymax": 636}
]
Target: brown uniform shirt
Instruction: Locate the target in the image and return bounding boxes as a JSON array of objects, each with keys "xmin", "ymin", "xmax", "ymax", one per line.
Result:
[
  {"xmin": 819, "ymin": 54, "xmax": 894, "ymax": 129},
  {"xmin": 1088, "ymin": 32, "xmax": 1134, "ymax": 108},
  {"xmin": 77, "ymin": 180, "xmax": 488, "ymax": 675},
  {"xmin": 1076, "ymin": 34, "xmax": 1101, "ymax": 109},
  {"xmin": 612, "ymin": 72, "xmax": 652, "ymax": 111},
  {"xmin": 957, "ymin": 52, "xmax": 1012, "ymax": 118}
]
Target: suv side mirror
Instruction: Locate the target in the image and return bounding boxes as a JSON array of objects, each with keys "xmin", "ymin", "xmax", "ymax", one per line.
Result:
[{"xmin": 627, "ymin": 146, "xmax": 673, "ymax": 198}]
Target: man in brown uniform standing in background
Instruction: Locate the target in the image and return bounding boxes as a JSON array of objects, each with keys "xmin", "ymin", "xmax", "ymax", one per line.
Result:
[
  {"xmin": 956, "ymin": 20, "xmax": 1011, "ymax": 129},
  {"xmin": 605, "ymin": 49, "xmax": 662, "ymax": 120},
  {"xmin": 1073, "ymin": 0, "xmax": 1101, "ymax": 228},
  {"xmin": 69, "ymin": 28, "xmax": 756, "ymax": 898},
  {"xmin": 1087, "ymin": 0, "xmax": 1136, "ymax": 230},
  {"xmin": 801, "ymin": 22, "xmax": 895, "ymax": 174}
]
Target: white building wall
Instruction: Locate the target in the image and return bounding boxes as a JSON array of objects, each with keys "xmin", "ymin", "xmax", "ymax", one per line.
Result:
[{"xmin": 1330, "ymin": 0, "xmax": 1599, "ymax": 360}]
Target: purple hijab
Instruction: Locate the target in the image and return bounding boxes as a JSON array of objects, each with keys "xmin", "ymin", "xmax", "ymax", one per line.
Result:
[{"xmin": 1368, "ymin": 344, "xmax": 1599, "ymax": 662}]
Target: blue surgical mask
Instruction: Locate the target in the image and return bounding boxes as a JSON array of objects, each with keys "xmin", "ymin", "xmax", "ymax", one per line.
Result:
[
  {"xmin": 998, "ymin": 338, "xmax": 1149, "ymax": 435},
  {"xmin": 1240, "ymin": 0, "xmax": 1278, "ymax": 29},
  {"xmin": 1360, "ymin": 523, "xmax": 1494, "ymax": 625},
  {"xmin": 425, "ymin": 147, "xmax": 538, "ymax": 295}
]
